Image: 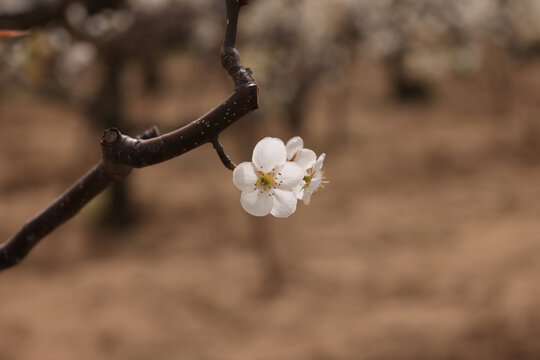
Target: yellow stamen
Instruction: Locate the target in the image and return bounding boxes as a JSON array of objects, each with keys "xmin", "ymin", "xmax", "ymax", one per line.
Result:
[
  {"xmin": 256, "ymin": 171, "xmax": 276, "ymax": 192},
  {"xmin": 302, "ymin": 169, "xmax": 328, "ymax": 191}
]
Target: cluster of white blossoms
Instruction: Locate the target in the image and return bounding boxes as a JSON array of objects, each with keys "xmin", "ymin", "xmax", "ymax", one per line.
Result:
[{"xmin": 233, "ymin": 136, "xmax": 326, "ymax": 218}]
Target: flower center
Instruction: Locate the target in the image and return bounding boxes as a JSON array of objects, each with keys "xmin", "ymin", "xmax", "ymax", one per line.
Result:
[
  {"xmin": 256, "ymin": 172, "xmax": 276, "ymax": 192},
  {"xmin": 302, "ymin": 168, "xmax": 315, "ymax": 189}
]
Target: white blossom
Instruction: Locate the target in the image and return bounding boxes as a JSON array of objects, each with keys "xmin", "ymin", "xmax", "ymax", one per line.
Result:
[
  {"xmin": 296, "ymin": 153, "xmax": 326, "ymax": 205},
  {"xmin": 233, "ymin": 137, "xmax": 304, "ymax": 218},
  {"xmin": 286, "ymin": 136, "xmax": 326, "ymax": 205}
]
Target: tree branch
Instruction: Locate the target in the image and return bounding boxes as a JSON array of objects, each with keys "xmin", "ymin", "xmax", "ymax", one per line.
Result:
[
  {"xmin": 212, "ymin": 138, "xmax": 237, "ymax": 171},
  {"xmin": 0, "ymin": 0, "xmax": 125, "ymax": 30},
  {"xmin": 0, "ymin": 0, "xmax": 258, "ymax": 271},
  {"xmin": 221, "ymin": 0, "xmax": 254, "ymax": 88}
]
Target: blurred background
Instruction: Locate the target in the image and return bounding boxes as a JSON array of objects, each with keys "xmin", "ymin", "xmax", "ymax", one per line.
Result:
[{"xmin": 1, "ymin": 0, "xmax": 540, "ymax": 359}]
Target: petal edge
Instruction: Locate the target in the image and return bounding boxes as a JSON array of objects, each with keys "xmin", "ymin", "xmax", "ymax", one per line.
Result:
[
  {"xmin": 271, "ymin": 189, "xmax": 298, "ymax": 218},
  {"xmin": 240, "ymin": 190, "xmax": 274, "ymax": 217},
  {"xmin": 233, "ymin": 162, "xmax": 258, "ymax": 192},
  {"xmin": 252, "ymin": 137, "xmax": 286, "ymax": 172}
]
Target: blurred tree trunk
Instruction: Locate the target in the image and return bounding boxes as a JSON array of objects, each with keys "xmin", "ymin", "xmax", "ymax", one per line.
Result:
[
  {"xmin": 286, "ymin": 70, "xmax": 321, "ymax": 133},
  {"xmin": 386, "ymin": 49, "xmax": 431, "ymax": 102},
  {"xmin": 142, "ymin": 54, "xmax": 161, "ymax": 93},
  {"xmin": 89, "ymin": 55, "xmax": 134, "ymax": 228},
  {"xmin": 483, "ymin": 41, "xmax": 514, "ymax": 117}
]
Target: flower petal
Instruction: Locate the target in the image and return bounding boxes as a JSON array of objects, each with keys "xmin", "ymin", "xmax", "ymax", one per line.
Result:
[
  {"xmin": 286, "ymin": 136, "xmax": 304, "ymax": 160},
  {"xmin": 240, "ymin": 190, "xmax": 273, "ymax": 216},
  {"xmin": 307, "ymin": 174, "xmax": 322, "ymax": 193},
  {"xmin": 302, "ymin": 190, "xmax": 313, "ymax": 205},
  {"xmin": 233, "ymin": 162, "xmax": 258, "ymax": 192},
  {"xmin": 293, "ymin": 149, "xmax": 317, "ymax": 170},
  {"xmin": 271, "ymin": 189, "xmax": 298, "ymax": 218},
  {"xmin": 276, "ymin": 161, "xmax": 304, "ymax": 189},
  {"xmin": 252, "ymin": 137, "xmax": 286, "ymax": 172},
  {"xmin": 294, "ymin": 183, "xmax": 304, "ymax": 200},
  {"xmin": 314, "ymin": 153, "xmax": 326, "ymax": 171}
]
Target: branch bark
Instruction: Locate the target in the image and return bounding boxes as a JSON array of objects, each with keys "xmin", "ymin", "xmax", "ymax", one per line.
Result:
[{"xmin": 0, "ymin": 0, "xmax": 258, "ymax": 271}]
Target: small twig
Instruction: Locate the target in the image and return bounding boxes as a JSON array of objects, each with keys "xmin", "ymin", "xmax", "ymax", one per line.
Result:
[
  {"xmin": 212, "ymin": 138, "xmax": 237, "ymax": 171},
  {"xmin": 0, "ymin": 0, "xmax": 258, "ymax": 271},
  {"xmin": 136, "ymin": 125, "xmax": 160, "ymax": 140}
]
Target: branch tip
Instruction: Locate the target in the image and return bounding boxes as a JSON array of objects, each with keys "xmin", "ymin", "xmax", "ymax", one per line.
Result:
[{"xmin": 102, "ymin": 128, "xmax": 120, "ymax": 143}]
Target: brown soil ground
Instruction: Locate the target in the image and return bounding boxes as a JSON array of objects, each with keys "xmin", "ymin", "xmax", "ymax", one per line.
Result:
[{"xmin": 1, "ymin": 54, "xmax": 540, "ymax": 360}]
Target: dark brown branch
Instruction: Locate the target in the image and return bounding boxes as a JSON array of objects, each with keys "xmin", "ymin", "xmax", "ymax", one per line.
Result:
[
  {"xmin": 221, "ymin": 0, "xmax": 253, "ymax": 88},
  {"xmin": 1, "ymin": 163, "xmax": 111, "ymax": 269},
  {"xmin": 0, "ymin": 0, "xmax": 70, "ymax": 30},
  {"xmin": 100, "ymin": 85, "xmax": 257, "ymax": 168},
  {"xmin": 0, "ymin": 0, "xmax": 125, "ymax": 30},
  {"xmin": 0, "ymin": 0, "xmax": 257, "ymax": 271},
  {"xmin": 212, "ymin": 138, "xmax": 237, "ymax": 171}
]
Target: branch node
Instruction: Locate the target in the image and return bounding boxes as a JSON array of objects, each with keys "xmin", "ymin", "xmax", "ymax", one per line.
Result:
[
  {"xmin": 102, "ymin": 128, "xmax": 120, "ymax": 143},
  {"xmin": 221, "ymin": 47, "xmax": 241, "ymax": 72},
  {"xmin": 137, "ymin": 125, "xmax": 161, "ymax": 140},
  {"xmin": 100, "ymin": 128, "xmax": 133, "ymax": 180}
]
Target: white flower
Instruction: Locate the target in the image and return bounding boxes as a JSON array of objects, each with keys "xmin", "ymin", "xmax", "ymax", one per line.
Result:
[
  {"xmin": 286, "ymin": 136, "xmax": 317, "ymax": 169},
  {"xmin": 233, "ymin": 137, "xmax": 304, "ymax": 218},
  {"xmin": 286, "ymin": 136, "xmax": 326, "ymax": 205},
  {"xmin": 296, "ymin": 153, "xmax": 326, "ymax": 205}
]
